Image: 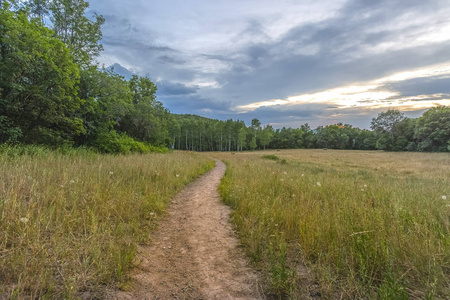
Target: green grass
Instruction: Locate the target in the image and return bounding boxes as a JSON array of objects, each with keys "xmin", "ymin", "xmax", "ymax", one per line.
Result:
[
  {"xmin": 0, "ymin": 146, "xmax": 214, "ymax": 299},
  {"xmin": 213, "ymin": 149, "xmax": 450, "ymax": 299}
]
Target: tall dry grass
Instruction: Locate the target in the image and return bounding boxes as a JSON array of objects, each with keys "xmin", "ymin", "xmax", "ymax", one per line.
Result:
[
  {"xmin": 0, "ymin": 146, "xmax": 214, "ymax": 299},
  {"xmin": 213, "ymin": 149, "xmax": 450, "ymax": 299}
]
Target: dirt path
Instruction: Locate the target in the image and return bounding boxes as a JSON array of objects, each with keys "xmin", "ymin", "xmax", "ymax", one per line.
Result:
[{"xmin": 111, "ymin": 159, "xmax": 262, "ymax": 300}]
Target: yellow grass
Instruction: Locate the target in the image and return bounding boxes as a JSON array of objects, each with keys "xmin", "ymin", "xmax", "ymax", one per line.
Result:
[
  {"xmin": 213, "ymin": 149, "xmax": 450, "ymax": 299},
  {"xmin": 0, "ymin": 147, "xmax": 214, "ymax": 299}
]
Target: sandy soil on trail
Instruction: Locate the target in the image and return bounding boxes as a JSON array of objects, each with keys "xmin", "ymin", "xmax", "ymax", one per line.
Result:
[{"xmin": 111, "ymin": 159, "xmax": 262, "ymax": 300}]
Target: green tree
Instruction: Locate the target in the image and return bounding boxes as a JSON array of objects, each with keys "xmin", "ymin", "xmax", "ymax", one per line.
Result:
[
  {"xmin": 371, "ymin": 110, "xmax": 406, "ymax": 151},
  {"xmin": 75, "ymin": 67, "xmax": 132, "ymax": 146},
  {"xmin": 0, "ymin": 7, "xmax": 82, "ymax": 145},
  {"xmin": 371, "ymin": 110, "xmax": 405, "ymax": 134},
  {"xmin": 414, "ymin": 106, "xmax": 450, "ymax": 152},
  {"xmin": 25, "ymin": 0, "xmax": 49, "ymax": 20},
  {"xmin": 250, "ymin": 136, "xmax": 257, "ymax": 150},
  {"xmin": 119, "ymin": 75, "xmax": 171, "ymax": 146},
  {"xmin": 259, "ymin": 125, "xmax": 274, "ymax": 150},
  {"xmin": 49, "ymin": 0, "xmax": 104, "ymax": 66},
  {"xmin": 238, "ymin": 126, "xmax": 247, "ymax": 151}
]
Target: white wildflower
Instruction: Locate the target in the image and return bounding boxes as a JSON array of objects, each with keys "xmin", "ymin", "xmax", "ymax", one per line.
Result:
[
  {"xmin": 301, "ymin": 174, "xmax": 305, "ymax": 177},
  {"xmin": 176, "ymin": 174, "xmax": 180, "ymax": 177},
  {"xmin": 283, "ymin": 172, "xmax": 287, "ymax": 175},
  {"xmin": 361, "ymin": 189, "xmax": 365, "ymax": 192},
  {"xmin": 20, "ymin": 217, "xmax": 29, "ymax": 223},
  {"xmin": 69, "ymin": 180, "xmax": 75, "ymax": 184},
  {"xmin": 109, "ymin": 171, "xmax": 114, "ymax": 175},
  {"xmin": 280, "ymin": 178, "xmax": 284, "ymax": 182},
  {"xmin": 363, "ymin": 184, "xmax": 367, "ymax": 188},
  {"xmin": 442, "ymin": 195, "xmax": 447, "ymax": 200},
  {"xmin": 316, "ymin": 182, "xmax": 321, "ymax": 187}
]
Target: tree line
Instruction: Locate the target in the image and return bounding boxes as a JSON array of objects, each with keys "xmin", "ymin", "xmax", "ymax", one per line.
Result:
[
  {"xmin": 168, "ymin": 107, "xmax": 450, "ymax": 152},
  {"xmin": 1, "ymin": 1, "xmax": 449, "ymax": 153}
]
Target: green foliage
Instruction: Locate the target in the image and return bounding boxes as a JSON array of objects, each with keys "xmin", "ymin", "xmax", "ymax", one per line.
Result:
[
  {"xmin": 49, "ymin": 0, "xmax": 105, "ymax": 66},
  {"xmin": 120, "ymin": 76, "xmax": 171, "ymax": 146},
  {"xmin": 250, "ymin": 136, "xmax": 257, "ymax": 150},
  {"xmin": 371, "ymin": 110, "xmax": 405, "ymax": 133},
  {"xmin": 0, "ymin": 8, "xmax": 82, "ymax": 145},
  {"xmin": 415, "ymin": 106, "xmax": 450, "ymax": 152},
  {"xmin": 0, "ymin": 116, "xmax": 22, "ymax": 143},
  {"xmin": 93, "ymin": 130, "xmax": 166, "ymax": 154}
]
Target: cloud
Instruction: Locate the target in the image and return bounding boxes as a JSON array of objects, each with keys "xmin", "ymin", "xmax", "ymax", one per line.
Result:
[
  {"xmin": 384, "ymin": 76, "xmax": 450, "ymax": 97},
  {"xmin": 157, "ymin": 80, "xmax": 199, "ymax": 96},
  {"xmin": 90, "ymin": 0, "xmax": 450, "ymax": 128},
  {"xmin": 161, "ymin": 95, "xmax": 232, "ymax": 116}
]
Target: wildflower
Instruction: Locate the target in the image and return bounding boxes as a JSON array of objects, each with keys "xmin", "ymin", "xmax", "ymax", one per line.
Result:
[
  {"xmin": 301, "ymin": 174, "xmax": 305, "ymax": 177},
  {"xmin": 316, "ymin": 182, "xmax": 321, "ymax": 187},
  {"xmin": 20, "ymin": 217, "xmax": 29, "ymax": 224},
  {"xmin": 363, "ymin": 184, "xmax": 367, "ymax": 188},
  {"xmin": 109, "ymin": 171, "xmax": 114, "ymax": 175},
  {"xmin": 283, "ymin": 172, "xmax": 287, "ymax": 175},
  {"xmin": 442, "ymin": 195, "xmax": 447, "ymax": 200},
  {"xmin": 361, "ymin": 189, "xmax": 365, "ymax": 192},
  {"xmin": 60, "ymin": 185, "xmax": 65, "ymax": 188},
  {"xmin": 69, "ymin": 180, "xmax": 75, "ymax": 184},
  {"xmin": 176, "ymin": 174, "xmax": 180, "ymax": 177},
  {"xmin": 280, "ymin": 178, "xmax": 284, "ymax": 182}
]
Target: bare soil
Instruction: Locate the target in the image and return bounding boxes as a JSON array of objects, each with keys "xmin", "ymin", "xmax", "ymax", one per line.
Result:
[{"xmin": 110, "ymin": 159, "xmax": 262, "ymax": 300}]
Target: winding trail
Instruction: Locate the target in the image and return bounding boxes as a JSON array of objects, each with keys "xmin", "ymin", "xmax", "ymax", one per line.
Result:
[{"xmin": 112, "ymin": 159, "xmax": 262, "ymax": 299}]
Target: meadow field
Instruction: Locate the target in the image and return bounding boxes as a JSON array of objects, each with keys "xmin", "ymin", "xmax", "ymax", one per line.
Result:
[
  {"xmin": 0, "ymin": 147, "xmax": 214, "ymax": 299},
  {"xmin": 213, "ymin": 149, "xmax": 450, "ymax": 299}
]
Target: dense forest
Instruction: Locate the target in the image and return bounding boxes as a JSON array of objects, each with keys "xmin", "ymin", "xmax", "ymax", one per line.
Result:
[{"xmin": 1, "ymin": 0, "xmax": 449, "ymax": 153}]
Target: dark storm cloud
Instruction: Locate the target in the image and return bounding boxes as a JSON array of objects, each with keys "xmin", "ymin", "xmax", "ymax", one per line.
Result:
[
  {"xmin": 158, "ymin": 55, "xmax": 186, "ymax": 65},
  {"xmin": 384, "ymin": 76, "xmax": 450, "ymax": 98},
  {"xmin": 157, "ymin": 81, "xmax": 199, "ymax": 96},
  {"xmin": 161, "ymin": 95, "xmax": 232, "ymax": 115}
]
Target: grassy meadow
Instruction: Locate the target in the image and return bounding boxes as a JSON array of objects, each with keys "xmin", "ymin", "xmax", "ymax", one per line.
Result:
[
  {"xmin": 213, "ymin": 149, "xmax": 450, "ymax": 299},
  {"xmin": 0, "ymin": 146, "xmax": 214, "ymax": 299}
]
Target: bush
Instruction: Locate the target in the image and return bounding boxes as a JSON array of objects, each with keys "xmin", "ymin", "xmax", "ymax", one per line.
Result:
[{"xmin": 94, "ymin": 130, "xmax": 168, "ymax": 154}]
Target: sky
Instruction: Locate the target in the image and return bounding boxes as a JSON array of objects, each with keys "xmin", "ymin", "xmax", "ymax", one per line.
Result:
[{"xmin": 88, "ymin": 0, "xmax": 450, "ymax": 129}]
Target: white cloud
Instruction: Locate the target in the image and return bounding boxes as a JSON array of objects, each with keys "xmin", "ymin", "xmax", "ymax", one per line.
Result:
[{"xmin": 237, "ymin": 63, "xmax": 450, "ymax": 112}]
